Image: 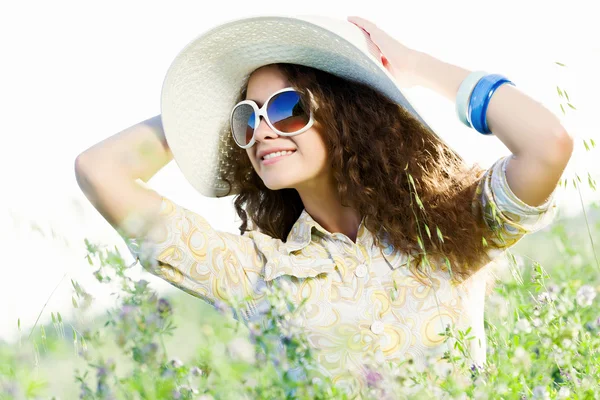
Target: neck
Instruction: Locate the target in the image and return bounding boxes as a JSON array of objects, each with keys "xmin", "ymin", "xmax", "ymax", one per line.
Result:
[{"xmin": 295, "ymin": 175, "xmax": 362, "ymax": 243}]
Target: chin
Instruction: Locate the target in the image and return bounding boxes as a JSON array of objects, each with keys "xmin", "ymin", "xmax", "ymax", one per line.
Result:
[{"xmin": 263, "ymin": 180, "xmax": 295, "ymax": 191}]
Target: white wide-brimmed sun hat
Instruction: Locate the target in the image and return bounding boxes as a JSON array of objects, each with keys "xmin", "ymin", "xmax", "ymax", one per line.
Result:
[{"xmin": 160, "ymin": 14, "xmax": 446, "ymax": 198}]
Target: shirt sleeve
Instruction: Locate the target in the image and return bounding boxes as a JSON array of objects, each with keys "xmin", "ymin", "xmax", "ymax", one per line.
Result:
[
  {"xmin": 124, "ymin": 196, "xmax": 266, "ymax": 321},
  {"xmin": 472, "ymin": 155, "xmax": 559, "ymax": 251}
]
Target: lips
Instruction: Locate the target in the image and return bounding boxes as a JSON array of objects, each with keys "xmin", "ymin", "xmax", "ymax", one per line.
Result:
[
  {"xmin": 257, "ymin": 148, "xmax": 297, "ymax": 160},
  {"xmin": 260, "ymin": 150, "xmax": 296, "ymax": 165}
]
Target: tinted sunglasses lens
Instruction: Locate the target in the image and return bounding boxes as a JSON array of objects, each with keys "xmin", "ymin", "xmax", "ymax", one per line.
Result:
[
  {"xmin": 231, "ymin": 104, "xmax": 256, "ymax": 146},
  {"xmin": 268, "ymin": 91, "xmax": 310, "ymax": 133}
]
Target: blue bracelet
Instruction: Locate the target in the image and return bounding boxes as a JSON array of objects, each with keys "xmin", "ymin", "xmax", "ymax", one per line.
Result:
[
  {"xmin": 468, "ymin": 74, "xmax": 514, "ymax": 134},
  {"xmin": 455, "ymin": 71, "xmax": 488, "ymax": 128}
]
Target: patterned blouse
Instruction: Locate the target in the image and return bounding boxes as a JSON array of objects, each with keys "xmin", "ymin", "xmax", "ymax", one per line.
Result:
[{"xmin": 126, "ymin": 155, "xmax": 558, "ymax": 397}]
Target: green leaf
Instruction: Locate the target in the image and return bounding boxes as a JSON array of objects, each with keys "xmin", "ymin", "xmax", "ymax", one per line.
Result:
[
  {"xmin": 555, "ymin": 61, "xmax": 566, "ymax": 67},
  {"xmin": 584, "ymin": 140, "xmax": 590, "ymax": 151},
  {"xmin": 51, "ymin": 312, "xmax": 56, "ymax": 324},
  {"xmin": 415, "ymin": 195, "xmax": 424, "ymax": 210},
  {"xmin": 567, "ymin": 102, "xmax": 577, "ymax": 110},
  {"xmin": 556, "ymin": 86, "xmax": 563, "ymax": 98},
  {"xmin": 424, "ymin": 223, "xmax": 431, "ymax": 239},
  {"xmin": 72, "ymin": 297, "xmax": 78, "ymax": 308},
  {"xmin": 588, "ymin": 173, "xmax": 597, "ymax": 191},
  {"xmin": 57, "ymin": 312, "xmax": 62, "ymax": 323},
  {"xmin": 560, "ymin": 104, "xmax": 565, "ymax": 115},
  {"xmin": 591, "ymin": 138, "xmax": 596, "ymax": 148},
  {"xmin": 18, "ymin": 318, "xmax": 21, "ymax": 330},
  {"xmin": 417, "ymin": 235, "xmax": 424, "ymax": 250},
  {"xmin": 564, "ymin": 90, "xmax": 570, "ymax": 101},
  {"xmin": 482, "ymin": 236, "xmax": 488, "ymax": 247},
  {"xmin": 436, "ymin": 226, "xmax": 444, "ymax": 243}
]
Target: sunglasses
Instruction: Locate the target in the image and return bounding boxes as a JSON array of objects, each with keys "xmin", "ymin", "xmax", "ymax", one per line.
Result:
[{"xmin": 230, "ymin": 87, "xmax": 316, "ymax": 149}]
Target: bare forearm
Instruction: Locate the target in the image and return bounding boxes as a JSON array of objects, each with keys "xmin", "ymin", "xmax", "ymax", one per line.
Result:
[
  {"xmin": 411, "ymin": 51, "xmax": 572, "ymax": 164},
  {"xmin": 76, "ymin": 114, "xmax": 173, "ymax": 182}
]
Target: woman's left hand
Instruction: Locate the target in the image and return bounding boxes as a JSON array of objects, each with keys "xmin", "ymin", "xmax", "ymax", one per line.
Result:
[{"xmin": 347, "ymin": 16, "xmax": 421, "ymax": 88}]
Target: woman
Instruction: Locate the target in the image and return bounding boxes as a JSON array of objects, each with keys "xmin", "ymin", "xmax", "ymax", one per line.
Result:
[{"xmin": 75, "ymin": 15, "xmax": 572, "ymax": 397}]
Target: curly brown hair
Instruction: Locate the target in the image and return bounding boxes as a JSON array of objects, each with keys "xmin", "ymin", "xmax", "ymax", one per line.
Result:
[{"xmin": 221, "ymin": 63, "xmax": 498, "ymax": 284}]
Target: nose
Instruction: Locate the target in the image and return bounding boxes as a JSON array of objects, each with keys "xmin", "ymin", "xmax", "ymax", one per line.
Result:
[{"xmin": 253, "ymin": 116, "xmax": 279, "ymax": 142}]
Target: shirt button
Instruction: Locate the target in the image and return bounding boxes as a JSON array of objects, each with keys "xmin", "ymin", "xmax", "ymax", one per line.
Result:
[
  {"xmin": 370, "ymin": 321, "xmax": 385, "ymax": 335},
  {"xmin": 355, "ymin": 264, "xmax": 368, "ymax": 278}
]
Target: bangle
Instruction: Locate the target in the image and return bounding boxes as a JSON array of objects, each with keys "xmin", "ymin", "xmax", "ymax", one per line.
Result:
[
  {"xmin": 468, "ymin": 74, "xmax": 515, "ymax": 134},
  {"xmin": 455, "ymin": 70, "xmax": 488, "ymax": 128}
]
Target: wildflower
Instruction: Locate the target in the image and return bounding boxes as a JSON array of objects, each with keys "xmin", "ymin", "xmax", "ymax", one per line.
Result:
[
  {"xmin": 364, "ymin": 367, "xmax": 383, "ymax": 388},
  {"xmin": 170, "ymin": 358, "xmax": 183, "ymax": 369},
  {"xmin": 532, "ymin": 317, "xmax": 543, "ymax": 328},
  {"xmin": 119, "ymin": 304, "xmax": 137, "ymax": 320},
  {"xmin": 547, "ymin": 283, "xmax": 559, "ymax": 293},
  {"xmin": 532, "ymin": 385, "xmax": 550, "ymax": 400},
  {"xmin": 514, "ymin": 318, "xmax": 532, "ymax": 334},
  {"xmin": 556, "ymin": 387, "xmax": 570, "ymax": 399},
  {"xmin": 157, "ymin": 298, "xmax": 172, "ymax": 318},
  {"xmin": 179, "ymin": 385, "xmax": 199, "ymax": 396},
  {"xmin": 561, "ymin": 338, "xmax": 573, "ymax": 350},
  {"xmin": 537, "ymin": 291, "xmax": 555, "ymax": 304},
  {"xmin": 470, "ymin": 363, "xmax": 484, "ymax": 376},
  {"xmin": 511, "ymin": 346, "xmax": 530, "ymax": 367},
  {"xmin": 190, "ymin": 366, "xmax": 203, "ymax": 377},
  {"xmin": 576, "ymin": 285, "xmax": 596, "ymax": 307}
]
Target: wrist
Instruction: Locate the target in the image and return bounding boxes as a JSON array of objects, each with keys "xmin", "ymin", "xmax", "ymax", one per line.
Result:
[{"xmin": 409, "ymin": 51, "xmax": 471, "ymax": 101}]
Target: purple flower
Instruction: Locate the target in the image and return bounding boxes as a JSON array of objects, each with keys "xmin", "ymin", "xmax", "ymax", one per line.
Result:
[
  {"xmin": 365, "ymin": 368, "xmax": 383, "ymax": 388},
  {"xmin": 157, "ymin": 298, "xmax": 172, "ymax": 317},
  {"xmin": 119, "ymin": 304, "xmax": 137, "ymax": 320}
]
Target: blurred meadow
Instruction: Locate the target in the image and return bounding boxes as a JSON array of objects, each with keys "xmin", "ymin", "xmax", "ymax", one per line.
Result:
[{"xmin": 2, "ymin": 0, "xmax": 600, "ymax": 399}]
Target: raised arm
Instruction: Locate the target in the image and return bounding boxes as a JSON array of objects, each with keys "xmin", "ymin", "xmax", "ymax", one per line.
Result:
[
  {"xmin": 74, "ymin": 114, "xmax": 172, "ymax": 239},
  {"xmin": 74, "ymin": 115, "xmax": 267, "ymax": 318}
]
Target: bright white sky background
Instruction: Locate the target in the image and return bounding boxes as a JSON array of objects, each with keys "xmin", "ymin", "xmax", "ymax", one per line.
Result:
[{"xmin": 1, "ymin": 0, "xmax": 598, "ymax": 342}]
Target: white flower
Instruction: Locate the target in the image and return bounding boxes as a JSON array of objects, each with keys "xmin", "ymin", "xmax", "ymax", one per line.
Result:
[
  {"xmin": 532, "ymin": 385, "xmax": 550, "ymax": 400},
  {"xmin": 511, "ymin": 346, "xmax": 530, "ymax": 367},
  {"xmin": 556, "ymin": 387, "xmax": 570, "ymax": 399},
  {"xmin": 515, "ymin": 318, "xmax": 532, "ymax": 334},
  {"xmin": 576, "ymin": 285, "xmax": 596, "ymax": 307},
  {"xmin": 537, "ymin": 291, "xmax": 555, "ymax": 304},
  {"xmin": 532, "ymin": 318, "xmax": 543, "ymax": 328},
  {"xmin": 561, "ymin": 338, "xmax": 573, "ymax": 349}
]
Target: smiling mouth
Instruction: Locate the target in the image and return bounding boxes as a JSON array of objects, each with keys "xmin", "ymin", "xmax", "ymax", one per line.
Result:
[{"xmin": 261, "ymin": 150, "xmax": 297, "ymax": 162}]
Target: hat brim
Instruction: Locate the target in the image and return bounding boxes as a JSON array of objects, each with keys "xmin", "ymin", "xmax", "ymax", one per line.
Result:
[{"xmin": 160, "ymin": 14, "xmax": 446, "ymax": 198}]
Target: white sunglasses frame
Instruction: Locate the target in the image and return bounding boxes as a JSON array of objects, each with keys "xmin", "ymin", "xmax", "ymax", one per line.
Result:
[{"xmin": 229, "ymin": 87, "xmax": 317, "ymax": 149}]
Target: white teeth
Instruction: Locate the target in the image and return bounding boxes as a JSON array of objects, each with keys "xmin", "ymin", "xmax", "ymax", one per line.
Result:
[{"xmin": 262, "ymin": 150, "xmax": 295, "ymax": 160}]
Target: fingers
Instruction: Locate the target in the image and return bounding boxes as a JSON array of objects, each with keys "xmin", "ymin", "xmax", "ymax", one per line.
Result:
[{"xmin": 347, "ymin": 16, "xmax": 379, "ymax": 33}]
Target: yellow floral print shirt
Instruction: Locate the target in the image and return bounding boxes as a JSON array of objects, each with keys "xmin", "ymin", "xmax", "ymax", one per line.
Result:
[{"xmin": 126, "ymin": 155, "xmax": 558, "ymax": 397}]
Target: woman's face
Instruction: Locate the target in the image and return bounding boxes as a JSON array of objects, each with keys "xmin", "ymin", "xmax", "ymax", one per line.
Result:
[{"xmin": 244, "ymin": 65, "xmax": 331, "ymax": 192}]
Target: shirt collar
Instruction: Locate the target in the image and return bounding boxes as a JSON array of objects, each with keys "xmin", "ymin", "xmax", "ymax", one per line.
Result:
[{"xmin": 284, "ymin": 209, "xmax": 374, "ymax": 254}]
